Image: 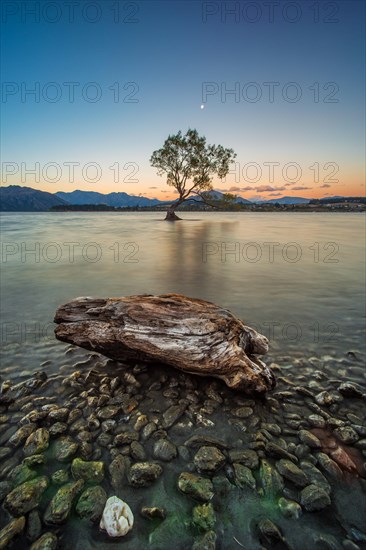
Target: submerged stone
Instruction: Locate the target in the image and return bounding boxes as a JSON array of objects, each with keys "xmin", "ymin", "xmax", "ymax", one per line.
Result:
[
  {"xmin": 129, "ymin": 462, "xmax": 163, "ymax": 487},
  {"xmin": 141, "ymin": 507, "xmax": 166, "ymax": 520},
  {"xmin": 30, "ymin": 532, "xmax": 58, "ymax": 550},
  {"xmin": 153, "ymin": 439, "xmax": 177, "ymax": 461},
  {"xmin": 71, "ymin": 458, "xmax": 105, "ymax": 483},
  {"xmin": 76, "ymin": 485, "xmax": 107, "ymax": 522},
  {"xmin": 276, "ymin": 459, "xmax": 308, "ymax": 487},
  {"xmin": 300, "ymin": 484, "xmax": 331, "ymax": 511},
  {"xmin": 193, "ymin": 446, "xmax": 226, "ymax": 474},
  {"xmin": 0, "ymin": 516, "xmax": 25, "ymax": 548},
  {"xmin": 23, "ymin": 428, "xmax": 49, "ymax": 457},
  {"xmin": 192, "ymin": 502, "xmax": 216, "ymax": 532},
  {"xmin": 54, "ymin": 436, "xmax": 78, "ymax": 462},
  {"xmin": 192, "ymin": 530, "xmax": 217, "ymax": 550},
  {"xmin": 3, "ymin": 476, "xmax": 48, "ymax": 516},
  {"xmin": 259, "ymin": 459, "xmax": 284, "ymax": 498},
  {"xmin": 278, "ymin": 497, "xmax": 302, "ymax": 519},
  {"xmin": 232, "ymin": 463, "xmax": 256, "ymax": 490},
  {"xmin": 178, "ymin": 472, "xmax": 214, "ymax": 502},
  {"xmin": 44, "ymin": 479, "xmax": 84, "ymax": 524}
]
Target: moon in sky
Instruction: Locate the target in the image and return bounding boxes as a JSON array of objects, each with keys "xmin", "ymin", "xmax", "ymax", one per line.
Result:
[{"xmin": 200, "ymin": 104, "xmax": 205, "ymax": 109}]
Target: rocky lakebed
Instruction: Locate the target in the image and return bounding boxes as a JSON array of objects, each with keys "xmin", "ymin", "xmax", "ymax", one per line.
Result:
[{"xmin": 0, "ymin": 347, "xmax": 365, "ymax": 550}]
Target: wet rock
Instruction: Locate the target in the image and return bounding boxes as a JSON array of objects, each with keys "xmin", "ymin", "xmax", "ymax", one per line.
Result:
[
  {"xmin": 193, "ymin": 446, "xmax": 225, "ymax": 474},
  {"xmin": 141, "ymin": 507, "xmax": 166, "ymax": 520},
  {"xmin": 0, "ymin": 516, "xmax": 26, "ymax": 548},
  {"xmin": 0, "ymin": 481, "xmax": 12, "ymax": 502},
  {"xmin": 232, "ymin": 463, "xmax": 256, "ymax": 490},
  {"xmin": 232, "ymin": 407, "xmax": 253, "ymax": 418},
  {"xmin": 30, "ymin": 532, "xmax": 58, "ymax": 550},
  {"xmin": 258, "ymin": 518, "xmax": 283, "ymax": 545},
  {"xmin": 129, "ymin": 462, "xmax": 163, "ymax": 487},
  {"xmin": 134, "ymin": 414, "xmax": 148, "ymax": 431},
  {"xmin": 265, "ymin": 442, "xmax": 298, "ymax": 462},
  {"xmin": 298, "ymin": 430, "xmax": 322, "ymax": 449},
  {"xmin": 76, "ymin": 485, "xmax": 107, "ymax": 522},
  {"xmin": 26, "ymin": 510, "xmax": 41, "ymax": 542},
  {"xmin": 44, "ymin": 479, "xmax": 84, "ymax": 524},
  {"xmin": 316, "ymin": 452, "xmax": 343, "ymax": 478},
  {"xmin": 261, "ymin": 423, "xmax": 282, "ymax": 436},
  {"xmin": 315, "ymin": 391, "xmax": 341, "ymax": 406},
  {"xmin": 153, "ymin": 439, "xmax": 177, "ymax": 462},
  {"xmin": 49, "ymin": 422, "xmax": 68, "ymax": 437},
  {"xmin": 300, "ymin": 461, "xmax": 331, "ymax": 493},
  {"xmin": 22, "ymin": 454, "xmax": 45, "ymax": 467},
  {"xmin": 278, "ymin": 497, "xmax": 302, "ymax": 518},
  {"xmin": 192, "ymin": 502, "xmax": 216, "ymax": 532},
  {"xmin": 184, "ymin": 435, "xmax": 228, "ymax": 450},
  {"xmin": 115, "ymin": 431, "xmax": 139, "ymax": 445},
  {"xmin": 308, "ymin": 415, "xmax": 326, "ymax": 428},
  {"xmin": 4, "ymin": 476, "xmax": 48, "ymax": 516},
  {"xmin": 97, "ymin": 406, "xmax": 120, "ymax": 420},
  {"xmin": 9, "ymin": 463, "xmax": 37, "ymax": 487},
  {"xmin": 23, "ymin": 428, "xmax": 49, "ymax": 456},
  {"xmin": 54, "ymin": 436, "xmax": 78, "ymax": 462},
  {"xmin": 192, "ymin": 530, "xmax": 217, "ymax": 550},
  {"xmin": 178, "ymin": 472, "xmax": 214, "ymax": 502},
  {"xmin": 8, "ymin": 424, "xmax": 36, "ymax": 448},
  {"xmin": 259, "ymin": 459, "xmax": 284, "ymax": 498},
  {"xmin": 48, "ymin": 407, "xmax": 70, "ymax": 422},
  {"xmin": 141, "ymin": 422, "xmax": 157, "ymax": 440},
  {"xmin": 71, "ymin": 458, "xmax": 105, "ymax": 483},
  {"xmin": 100, "ymin": 496, "xmax": 134, "ymax": 537},
  {"xmin": 228, "ymin": 449, "xmax": 258, "ymax": 469},
  {"xmin": 109, "ymin": 455, "xmax": 129, "ymax": 491},
  {"xmin": 0, "ymin": 447, "xmax": 11, "ymax": 461},
  {"xmin": 51, "ymin": 470, "xmax": 69, "ymax": 485},
  {"xmin": 130, "ymin": 441, "xmax": 146, "ymax": 461},
  {"xmin": 276, "ymin": 459, "xmax": 309, "ymax": 487},
  {"xmin": 338, "ymin": 383, "xmax": 364, "ymax": 398},
  {"xmin": 334, "ymin": 426, "xmax": 359, "ymax": 445},
  {"xmin": 300, "ymin": 484, "xmax": 331, "ymax": 511},
  {"xmin": 96, "ymin": 433, "xmax": 112, "ymax": 448},
  {"xmin": 163, "ymin": 404, "xmax": 187, "ymax": 428}
]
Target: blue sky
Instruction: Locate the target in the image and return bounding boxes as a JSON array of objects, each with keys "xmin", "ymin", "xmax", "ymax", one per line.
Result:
[{"xmin": 1, "ymin": 0, "xmax": 365, "ymax": 199}]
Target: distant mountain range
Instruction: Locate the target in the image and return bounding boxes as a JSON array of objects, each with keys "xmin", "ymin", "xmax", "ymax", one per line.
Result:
[
  {"xmin": 257, "ymin": 196, "xmax": 310, "ymax": 205},
  {"xmin": 0, "ymin": 185, "xmax": 67, "ymax": 211},
  {"xmin": 0, "ymin": 185, "xmax": 354, "ymax": 211},
  {"xmin": 56, "ymin": 190, "xmax": 162, "ymax": 208}
]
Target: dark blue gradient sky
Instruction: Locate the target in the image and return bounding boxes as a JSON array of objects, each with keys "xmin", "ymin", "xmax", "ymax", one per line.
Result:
[{"xmin": 1, "ymin": 0, "xmax": 365, "ymax": 199}]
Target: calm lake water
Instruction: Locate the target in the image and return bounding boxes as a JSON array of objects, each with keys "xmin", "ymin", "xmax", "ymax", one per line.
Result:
[
  {"xmin": 0, "ymin": 212, "xmax": 365, "ymax": 377},
  {"xmin": 1, "ymin": 211, "xmax": 366, "ymax": 550}
]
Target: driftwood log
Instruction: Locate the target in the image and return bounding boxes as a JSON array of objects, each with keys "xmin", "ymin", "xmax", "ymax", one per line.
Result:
[{"xmin": 54, "ymin": 294, "xmax": 275, "ymax": 394}]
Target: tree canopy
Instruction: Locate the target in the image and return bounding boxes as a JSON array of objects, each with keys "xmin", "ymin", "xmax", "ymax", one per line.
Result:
[{"xmin": 150, "ymin": 129, "xmax": 236, "ymax": 219}]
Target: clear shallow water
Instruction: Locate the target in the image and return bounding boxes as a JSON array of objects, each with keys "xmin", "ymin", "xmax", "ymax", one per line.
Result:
[{"xmin": 0, "ymin": 212, "xmax": 365, "ymax": 374}]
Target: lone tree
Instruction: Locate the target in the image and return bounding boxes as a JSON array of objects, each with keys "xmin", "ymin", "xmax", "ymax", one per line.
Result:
[{"xmin": 150, "ymin": 129, "xmax": 237, "ymax": 220}]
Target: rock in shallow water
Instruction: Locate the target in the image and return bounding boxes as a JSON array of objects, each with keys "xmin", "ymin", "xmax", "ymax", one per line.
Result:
[
  {"xmin": 178, "ymin": 472, "xmax": 214, "ymax": 502},
  {"xmin": 0, "ymin": 516, "xmax": 25, "ymax": 548},
  {"xmin": 129, "ymin": 462, "xmax": 163, "ymax": 487},
  {"xmin": 300, "ymin": 484, "xmax": 331, "ymax": 511},
  {"xmin": 44, "ymin": 480, "xmax": 84, "ymax": 524},
  {"xmin": 76, "ymin": 485, "xmax": 107, "ymax": 522},
  {"xmin": 71, "ymin": 458, "xmax": 105, "ymax": 483},
  {"xmin": 54, "ymin": 294, "xmax": 275, "ymax": 394},
  {"xmin": 100, "ymin": 496, "xmax": 134, "ymax": 537},
  {"xmin": 4, "ymin": 477, "xmax": 48, "ymax": 516}
]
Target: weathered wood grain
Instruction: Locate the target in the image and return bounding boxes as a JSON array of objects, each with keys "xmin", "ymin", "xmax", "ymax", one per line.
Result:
[{"xmin": 54, "ymin": 294, "xmax": 275, "ymax": 394}]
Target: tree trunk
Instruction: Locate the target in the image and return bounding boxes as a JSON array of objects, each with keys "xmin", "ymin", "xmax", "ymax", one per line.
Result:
[
  {"xmin": 165, "ymin": 207, "xmax": 181, "ymax": 221},
  {"xmin": 54, "ymin": 294, "xmax": 276, "ymax": 394}
]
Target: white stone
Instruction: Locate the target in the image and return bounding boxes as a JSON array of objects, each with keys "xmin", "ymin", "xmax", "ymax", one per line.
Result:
[{"xmin": 100, "ymin": 496, "xmax": 134, "ymax": 537}]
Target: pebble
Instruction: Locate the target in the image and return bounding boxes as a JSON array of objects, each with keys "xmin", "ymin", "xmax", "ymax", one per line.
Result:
[
  {"xmin": 153, "ymin": 438, "xmax": 177, "ymax": 462},
  {"xmin": 300, "ymin": 484, "xmax": 331, "ymax": 511}
]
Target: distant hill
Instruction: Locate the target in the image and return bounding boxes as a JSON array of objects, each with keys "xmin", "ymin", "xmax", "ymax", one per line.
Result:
[
  {"xmin": 260, "ymin": 196, "xmax": 311, "ymax": 205},
  {"xmin": 186, "ymin": 190, "xmax": 252, "ymax": 205},
  {"xmin": 56, "ymin": 190, "xmax": 162, "ymax": 208},
  {"xmin": 0, "ymin": 185, "xmax": 67, "ymax": 211}
]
